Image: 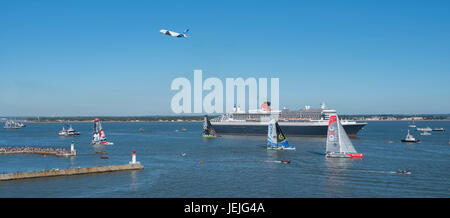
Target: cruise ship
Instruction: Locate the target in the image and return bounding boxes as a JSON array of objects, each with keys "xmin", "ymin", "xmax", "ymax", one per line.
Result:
[{"xmin": 210, "ymin": 102, "xmax": 367, "ymax": 138}]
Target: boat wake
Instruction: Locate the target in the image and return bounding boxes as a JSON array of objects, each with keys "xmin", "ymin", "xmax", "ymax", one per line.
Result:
[
  {"xmin": 364, "ymin": 170, "xmax": 398, "ymax": 174},
  {"xmin": 263, "ymin": 160, "xmax": 291, "ymax": 164},
  {"xmin": 308, "ymin": 151, "xmax": 326, "ymax": 156},
  {"xmin": 345, "ymin": 169, "xmax": 411, "ymax": 175},
  {"xmin": 263, "ymin": 160, "xmax": 284, "ymax": 163}
]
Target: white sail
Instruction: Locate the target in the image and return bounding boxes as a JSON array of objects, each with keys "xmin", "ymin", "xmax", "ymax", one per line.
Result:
[
  {"xmin": 97, "ymin": 121, "xmax": 102, "ymax": 132},
  {"xmin": 92, "ymin": 120, "xmax": 99, "ymax": 143},
  {"xmin": 95, "ymin": 120, "xmax": 107, "ymax": 140},
  {"xmin": 326, "ymin": 115, "xmax": 340, "ymax": 153},
  {"xmin": 100, "ymin": 129, "xmax": 107, "ymax": 140},
  {"xmin": 4, "ymin": 120, "xmax": 22, "ymax": 129},
  {"xmin": 267, "ymin": 117, "xmax": 278, "ymax": 146},
  {"xmin": 93, "ymin": 133, "xmax": 99, "ymax": 141},
  {"xmin": 326, "ymin": 115, "xmax": 357, "ymax": 154},
  {"xmin": 337, "ymin": 117, "xmax": 357, "ymax": 153}
]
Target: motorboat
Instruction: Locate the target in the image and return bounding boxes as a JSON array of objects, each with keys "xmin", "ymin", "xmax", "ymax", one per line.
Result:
[
  {"xmin": 416, "ymin": 127, "xmax": 432, "ymax": 131},
  {"xmin": 396, "ymin": 169, "xmax": 411, "ymax": 175},
  {"xmin": 401, "ymin": 130, "xmax": 420, "ymax": 143},
  {"xmin": 58, "ymin": 125, "xmax": 80, "ymax": 136}
]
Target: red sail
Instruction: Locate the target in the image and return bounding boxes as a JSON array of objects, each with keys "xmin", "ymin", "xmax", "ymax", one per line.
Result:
[{"xmin": 328, "ymin": 115, "xmax": 337, "ymax": 126}]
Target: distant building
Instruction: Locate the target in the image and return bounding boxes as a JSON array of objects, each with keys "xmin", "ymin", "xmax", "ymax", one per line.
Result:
[{"xmin": 365, "ymin": 116, "xmax": 380, "ymax": 121}]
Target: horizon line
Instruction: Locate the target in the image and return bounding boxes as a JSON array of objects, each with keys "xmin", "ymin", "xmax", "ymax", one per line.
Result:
[{"xmin": 1, "ymin": 113, "xmax": 450, "ymax": 118}]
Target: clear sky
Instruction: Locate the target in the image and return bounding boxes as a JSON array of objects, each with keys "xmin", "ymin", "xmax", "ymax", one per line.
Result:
[{"xmin": 1, "ymin": 0, "xmax": 449, "ymax": 116}]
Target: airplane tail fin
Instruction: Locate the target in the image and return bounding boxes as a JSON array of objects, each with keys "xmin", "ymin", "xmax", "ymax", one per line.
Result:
[{"xmin": 183, "ymin": 29, "xmax": 189, "ymax": 34}]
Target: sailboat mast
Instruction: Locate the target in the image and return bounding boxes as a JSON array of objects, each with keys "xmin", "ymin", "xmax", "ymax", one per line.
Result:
[{"xmin": 336, "ymin": 115, "xmax": 343, "ymax": 153}]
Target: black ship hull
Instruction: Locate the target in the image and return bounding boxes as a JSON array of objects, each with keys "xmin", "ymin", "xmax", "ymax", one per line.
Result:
[{"xmin": 211, "ymin": 122, "xmax": 366, "ymax": 138}]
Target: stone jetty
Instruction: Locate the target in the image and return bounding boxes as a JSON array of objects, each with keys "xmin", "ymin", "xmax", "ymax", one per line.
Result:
[
  {"xmin": 0, "ymin": 149, "xmax": 143, "ymax": 181},
  {"xmin": 0, "ymin": 146, "xmax": 75, "ymax": 157},
  {"xmin": 0, "ymin": 142, "xmax": 76, "ymax": 157},
  {"xmin": 0, "ymin": 164, "xmax": 144, "ymax": 181}
]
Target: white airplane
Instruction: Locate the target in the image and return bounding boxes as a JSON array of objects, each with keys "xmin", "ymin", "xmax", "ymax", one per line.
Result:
[{"xmin": 159, "ymin": 29, "xmax": 189, "ymax": 38}]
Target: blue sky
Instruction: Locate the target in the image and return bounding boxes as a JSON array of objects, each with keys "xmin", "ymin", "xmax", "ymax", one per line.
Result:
[{"xmin": 1, "ymin": 0, "xmax": 449, "ymax": 116}]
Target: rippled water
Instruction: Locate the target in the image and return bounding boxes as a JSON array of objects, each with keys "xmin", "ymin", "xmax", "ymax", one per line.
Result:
[{"xmin": 0, "ymin": 121, "xmax": 449, "ymax": 197}]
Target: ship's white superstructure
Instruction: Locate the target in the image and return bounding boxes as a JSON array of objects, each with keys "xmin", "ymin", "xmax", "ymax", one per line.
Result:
[{"xmin": 210, "ymin": 102, "xmax": 367, "ymax": 137}]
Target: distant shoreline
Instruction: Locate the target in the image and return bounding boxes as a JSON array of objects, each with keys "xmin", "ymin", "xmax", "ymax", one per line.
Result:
[
  {"xmin": 23, "ymin": 120, "xmax": 203, "ymax": 123},
  {"xmin": 9, "ymin": 119, "xmax": 450, "ymax": 123},
  {"xmin": 361, "ymin": 119, "xmax": 450, "ymax": 122},
  {"xmin": 2, "ymin": 114, "xmax": 449, "ymax": 123}
]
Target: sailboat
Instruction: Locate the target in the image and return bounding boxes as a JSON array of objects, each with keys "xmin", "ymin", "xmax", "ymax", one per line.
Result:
[
  {"xmin": 202, "ymin": 115, "xmax": 216, "ymax": 138},
  {"xmin": 267, "ymin": 117, "xmax": 295, "ymax": 150},
  {"xmin": 326, "ymin": 114, "xmax": 363, "ymax": 158},
  {"xmin": 91, "ymin": 118, "xmax": 114, "ymax": 145},
  {"xmin": 4, "ymin": 120, "xmax": 22, "ymax": 129}
]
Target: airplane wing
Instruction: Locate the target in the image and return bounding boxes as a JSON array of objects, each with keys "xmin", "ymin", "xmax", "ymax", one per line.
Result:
[
  {"xmin": 160, "ymin": 29, "xmax": 181, "ymax": 37},
  {"xmin": 169, "ymin": 31, "xmax": 180, "ymax": 36}
]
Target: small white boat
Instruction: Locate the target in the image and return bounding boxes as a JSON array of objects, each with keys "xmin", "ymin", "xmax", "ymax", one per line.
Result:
[
  {"xmin": 58, "ymin": 125, "xmax": 80, "ymax": 136},
  {"xmin": 420, "ymin": 131, "xmax": 431, "ymax": 136},
  {"xmin": 401, "ymin": 130, "xmax": 420, "ymax": 143},
  {"xmin": 416, "ymin": 127, "xmax": 432, "ymax": 131},
  {"xmin": 396, "ymin": 169, "xmax": 411, "ymax": 175}
]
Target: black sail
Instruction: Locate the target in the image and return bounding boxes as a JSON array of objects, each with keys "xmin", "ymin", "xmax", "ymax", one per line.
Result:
[
  {"xmin": 275, "ymin": 122, "xmax": 287, "ymax": 144},
  {"xmin": 203, "ymin": 115, "xmax": 215, "ymax": 135}
]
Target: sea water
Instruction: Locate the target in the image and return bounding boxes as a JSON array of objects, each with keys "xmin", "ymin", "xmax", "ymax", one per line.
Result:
[{"xmin": 0, "ymin": 121, "xmax": 449, "ymax": 197}]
